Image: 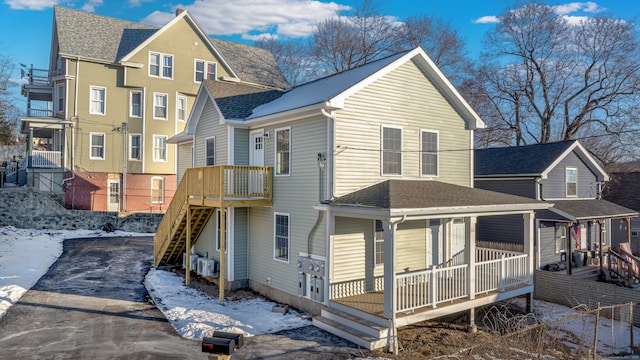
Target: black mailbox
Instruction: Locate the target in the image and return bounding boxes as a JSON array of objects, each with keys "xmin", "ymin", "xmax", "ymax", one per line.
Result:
[
  {"xmin": 212, "ymin": 331, "xmax": 244, "ymax": 349},
  {"xmin": 202, "ymin": 337, "xmax": 234, "ymax": 355}
]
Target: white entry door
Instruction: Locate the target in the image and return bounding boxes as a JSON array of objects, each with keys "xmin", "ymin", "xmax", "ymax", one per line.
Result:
[
  {"xmin": 250, "ymin": 130, "xmax": 264, "ymax": 166},
  {"xmin": 450, "ymin": 218, "xmax": 465, "ymax": 262},
  {"xmin": 107, "ymin": 179, "xmax": 120, "ymax": 212}
]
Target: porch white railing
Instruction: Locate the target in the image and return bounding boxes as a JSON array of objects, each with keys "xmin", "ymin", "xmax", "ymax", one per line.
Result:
[
  {"xmin": 475, "ymin": 253, "xmax": 528, "ymax": 294},
  {"xmin": 396, "ymin": 264, "xmax": 468, "ymax": 312},
  {"xmin": 330, "ymin": 276, "xmax": 384, "ymax": 299},
  {"xmin": 31, "ymin": 150, "xmax": 62, "ymax": 168}
]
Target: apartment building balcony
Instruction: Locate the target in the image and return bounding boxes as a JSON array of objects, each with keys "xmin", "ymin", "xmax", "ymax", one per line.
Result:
[{"xmin": 21, "ymin": 67, "xmax": 59, "ymax": 102}]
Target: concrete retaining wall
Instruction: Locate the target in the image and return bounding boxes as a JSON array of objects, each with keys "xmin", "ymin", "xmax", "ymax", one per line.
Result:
[
  {"xmin": 534, "ymin": 270, "xmax": 640, "ymax": 325},
  {"xmin": 0, "ymin": 188, "xmax": 161, "ymax": 233}
]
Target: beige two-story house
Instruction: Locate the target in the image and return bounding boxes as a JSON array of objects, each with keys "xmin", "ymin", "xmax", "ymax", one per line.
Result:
[
  {"xmin": 155, "ymin": 47, "xmax": 552, "ymax": 351},
  {"xmin": 20, "ymin": 6, "xmax": 287, "ymax": 211}
]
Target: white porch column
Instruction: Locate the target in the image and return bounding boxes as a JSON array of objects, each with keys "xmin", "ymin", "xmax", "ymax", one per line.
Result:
[
  {"xmin": 383, "ymin": 220, "xmax": 396, "ymax": 318},
  {"xmin": 524, "ymin": 212, "xmax": 534, "ymax": 285},
  {"xmin": 465, "ymin": 216, "xmax": 477, "ymax": 300}
]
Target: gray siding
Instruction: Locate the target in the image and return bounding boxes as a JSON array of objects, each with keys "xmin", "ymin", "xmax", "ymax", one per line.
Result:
[
  {"xmin": 176, "ymin": 141, "xmax": 192, "ymax": 184},
  {"xmin": 475, "ymin": 179, "xmax": 536, "ymax": 199},
  {"xmin": 234, "ymin": 128, "xmax": 249, "ymax": 166},
  {"xmin": 539, "ymin": 221, "xmax": 560, "ymax": 267},
  {"xmin": 247, "ymin": 117, "xmax": 328, "ymax": 297},
  {"xmin": 542, "ymin": 151, "xmax": 599, "ymax": 199},
  {"xmin": 234, "ymin": 208, "xmax": 248, "ymax": 280},
  {"xmin": 476, "ymin": 214, "xmax": 524, "ymax": 244},
  {"xmin": 334, "ymin": 60, "xmax": 472, "ymax": 197},
  {"xmin": 194, "ymin": 98, "xmax": 228, "ymax": 166}
]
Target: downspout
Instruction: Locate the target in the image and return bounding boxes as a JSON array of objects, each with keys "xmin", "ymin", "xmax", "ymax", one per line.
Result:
[{"xmin": 535, "ymin": 177, "xmax": 543, "ymax": 201}]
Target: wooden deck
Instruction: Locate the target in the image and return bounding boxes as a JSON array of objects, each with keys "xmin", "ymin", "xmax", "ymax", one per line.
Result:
[{"xmin": 332, "ymin": 283, "xmax": 533, "ymax": 327}]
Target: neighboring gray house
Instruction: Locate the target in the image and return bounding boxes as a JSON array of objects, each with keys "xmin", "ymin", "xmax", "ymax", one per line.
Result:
[
  {"xmin": 475, "ymin": 140, "xmax": 637, "ymax": 273},
  {"xmin": 603, "ymin": 171, "xmax": 640, "ymax": 253},
  {"xmin": 155, "ymin": 47, "xmax": 552, "ymax": 351}
]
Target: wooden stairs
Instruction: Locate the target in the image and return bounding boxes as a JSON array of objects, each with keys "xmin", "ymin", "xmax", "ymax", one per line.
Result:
[{"xmin": 155, "ymin": 205, "xmax": 214, "ymax": 266}]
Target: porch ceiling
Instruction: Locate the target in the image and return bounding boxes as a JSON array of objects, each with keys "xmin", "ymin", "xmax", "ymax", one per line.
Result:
[{"xmin": 322, "ymin": 180, "xmax": 551, "ymax": 218}]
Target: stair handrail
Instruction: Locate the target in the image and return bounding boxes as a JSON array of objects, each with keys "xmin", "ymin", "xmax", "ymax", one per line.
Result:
[{"xmin": 608, "ymin": 249, "xmax": 634, "ymax": 287}]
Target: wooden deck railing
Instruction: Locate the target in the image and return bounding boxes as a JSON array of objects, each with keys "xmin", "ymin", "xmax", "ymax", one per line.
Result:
[
  {"xmin": 154, "ymin": 166, "xmax": 272, "ymax": 264},
  {"xmin": 608, "ymin": 248, "xmax": 640, "ymax": 287},
  {"xmin": 329, "ymin": 247, "xmax": 530, "ymax": 313}
]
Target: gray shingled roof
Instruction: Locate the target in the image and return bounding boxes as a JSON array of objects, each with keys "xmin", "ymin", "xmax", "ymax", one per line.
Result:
[
  {"xmin": 55, "ymin": 6, "xmax": 158, "ymax": 62},
  {"xmin": 247, "ymin": 51, "xmax": 409, "ymax": 119},
  {"xmin": 330, "ymin": 180, "xmax": 544, "ymax": 209},
  {"xmin": 475, "ymin": 141, "xmax": 576, "ymax": 177},
  {"xmin": 203, "ymin": 80, "xmax": 284, "ymax": 119},
  {"xmin": 54, "ymin": 6, "xmax": 289, "ymax": 89},
  {"xmin": 551, "ymin": 199, "xmax": 637, "ymax": 220},
  {"xmin": 210, "ymin": 38, "xmax": 289, "ymax": 89}
]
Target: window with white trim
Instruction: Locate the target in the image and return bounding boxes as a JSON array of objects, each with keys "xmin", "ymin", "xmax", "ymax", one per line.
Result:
[
  {"xmin": 374, "ymin": 220, "xmax": 384, "ymax": 266},
  {"xmin": 56, "ymin": 83, "xmax": 64, "ymax": 113},
  {"xmin": 129, "ymin": 134, "xmax": 141, "ymax": 161},
  {"xmin": 274, "ymin": 213, "xmax": 290, "ymax": 262},
  {"xmin": 420, "ymin": 130, "xmax": 438, "ymax": 176},
  {"xmin": 89, "ymin": 86, "xmax": 106, "ymax": 115},
  {"xmin": 215, "ymin": 209, "xmax": 228, "ymax": 252},
  {"xmin": 382, "ymin": 126, "xmax": 402, "ymax": 175},
  {"xmin": 90, "ymin": 132, "xmax": 105, "ymax": 160},
  {"xmin": 275, "ymin": 127, "xmax": 290, "ymax": 176},
  {"xmin": 177, "ymin": 95, "xmax": 187, "ymax": 122},
  {"xmin": 195, "ymin": 60, "xmax": 216, "ymax": 82},
  {"xmin": 205, "ymin": 137, "xmax": 215, "ymax": 166},
  {"xmin": 151, "ymin": 177, "xmax": 164, "ymax": 204},
  {"xmin": 153, "ymin": 93, "xmax": 168, "ymax": 120},
  {"xmin": 566, "ymin": 167, "xmax": 577, "ymax": 197},
  {"xmin": 149, "ymin": 52, "xmax": 173, "ymax": 79},
  {"xmin": 153, "ymin": 135, "xmax": 167, "ymax": 162},
  {"xmin": 130, "ymin": 90, "xmax": 142, "ymax": 118}
]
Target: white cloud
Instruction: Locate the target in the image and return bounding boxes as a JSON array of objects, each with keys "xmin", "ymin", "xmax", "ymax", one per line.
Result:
[
  {"xmin": 141, "ymin": 0, "xmax": 351, "ymax": 39},
  {"xmin": 4, "ymin": 0, "xmax": 59, "ymax": 10},
  {"xmin": 128, "ymin": 0, "xmax": 151, "ymax": 6},
  {"xmin": 81, "ymin": 0, "xmax": 103, "ymax": 12},
  {"xmin": 562, "ymin": 15, "xmax": 590, "ymax": 25},
  {"xmin": 474, "ymin": 15, "xmax": 500, "ymax": 24},
  {"xmin": 553, "ymin": 2, "xmax": 604, "ymax": 15}
]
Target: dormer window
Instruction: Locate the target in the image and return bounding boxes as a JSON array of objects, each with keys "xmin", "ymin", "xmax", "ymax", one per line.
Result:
[
  {"xmin": 566, "ymin": 167, "xmax": 577, "ymax": 197},
  {"xmin": 195, "ymin": 60, "xmax": 216, "ymax": 82}
]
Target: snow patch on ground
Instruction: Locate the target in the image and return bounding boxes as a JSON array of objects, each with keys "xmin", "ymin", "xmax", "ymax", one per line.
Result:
[{"xmin": 144, "ymin": 268, "xmax": 310, "ymax": 339}]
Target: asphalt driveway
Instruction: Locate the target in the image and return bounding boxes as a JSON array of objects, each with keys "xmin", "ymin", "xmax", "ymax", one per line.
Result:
[
  {"xmin": 0, "ymin": 236, "xmax": 366, "ymax": 360},
  {"xmin": 0, "ymin": 236, "xmax": 203, "ymax": 359}
]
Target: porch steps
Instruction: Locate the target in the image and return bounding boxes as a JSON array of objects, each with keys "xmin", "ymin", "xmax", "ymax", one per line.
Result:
[{"xmin": 313, "ymin": 307, "xmax": 388, "ymax": 350}]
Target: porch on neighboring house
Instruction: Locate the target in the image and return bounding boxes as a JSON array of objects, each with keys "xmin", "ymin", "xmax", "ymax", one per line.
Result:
[{"xmin": 313, "ymin": 180, "xmax": 552, "ymax": 351}]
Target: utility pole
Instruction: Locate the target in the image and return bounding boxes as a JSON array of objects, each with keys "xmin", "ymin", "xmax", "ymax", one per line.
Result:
[{"xmin": 122, "ymin": 122, "xmax": 127, "ymax": 212}]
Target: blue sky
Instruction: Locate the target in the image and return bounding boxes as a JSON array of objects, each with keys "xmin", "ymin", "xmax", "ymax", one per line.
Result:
[{"xmin": 1, "ymin": 0, "xmax": 639, "ymax": 94}]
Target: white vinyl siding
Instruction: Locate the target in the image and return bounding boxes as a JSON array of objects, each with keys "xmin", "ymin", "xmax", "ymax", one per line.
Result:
[
  {"xmin": 153, "ymin": 135, "xmax": 167, "ymax": 162},
  {"xmin": 420, "ymin": 130, "xmax": 438, "ymax": 176},
  {"xmin": 334, "ymin": 60, "xmax": 471, "ymax": 196},
  {"xmin": 151, "ymin": 176, "xmax": 164, "ymax": 204},
  {"xmin": 275, "ymin": 127, "xmax": 290, "ymax": 176},
  {"xmin": 381, "ymin": 126, "xmax": 402, "ymax": 175},
  {"xmin": 89, "ymin": 86, "xmax": 105, "ymax": 115},
  {"xmin": 149, "ymin": 52, "xmax": 173, "ymax": 79},
  {"xmin": 130, "ymin": 90, "xmax": 142, "ymax": 117},
  {"xmin": 129, "ymin": 134, "xmax": 141, "ymax": 161},
  {"xmin": 274, "ymin": 213, "xmax": 290, "ymax": 262},
  {"xmin": 153, "ymin": 93, "xmax": 168, "ymax": 120},
  {"xmin": 89, "ymin": 132, "xmax": 105, "ymax": 160}
]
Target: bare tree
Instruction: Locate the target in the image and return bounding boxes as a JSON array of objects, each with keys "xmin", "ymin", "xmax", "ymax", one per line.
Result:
[
  {"xmin": 254, "ymin": 37, "xmax": 318, "ymax": 86},
  {"xmin": 0, "ymin": 55, "xmax": 22, "ymax": 145},
  {"xmin": 473, "ymin": 1, "xmax": 640, "ymax": 164}
]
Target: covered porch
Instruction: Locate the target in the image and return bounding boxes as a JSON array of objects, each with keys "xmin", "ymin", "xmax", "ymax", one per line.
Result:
[{"xmin": 315, "ymin": 180, "xmax": 552, "ymax": 352}]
